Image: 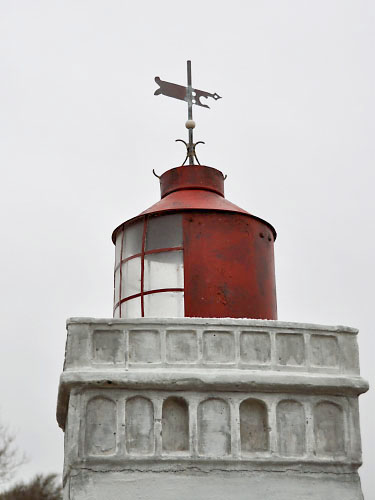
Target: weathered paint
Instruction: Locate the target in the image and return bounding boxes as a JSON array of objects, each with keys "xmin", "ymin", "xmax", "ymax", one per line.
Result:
[
  {"xmin": 58, "ymin": 317, "xmax": 368, "ymax": 500},
  {"xmin": 66, "ymin": 470, "xmax": 365, "ymax": 500},
  {"xmin": 112, "ymin": 165, "xmax": 276, "ymax": 240},
  {"xmin": 112, "ymin": 165, "xmax": 277, "ymax": 319},
  {"xmin": 183, "ymin": 211, "xmax": 277, "ymax": 319},
  {"xmin": 160, "ymin": 165, "xmax": 225, "ymax": 197}
]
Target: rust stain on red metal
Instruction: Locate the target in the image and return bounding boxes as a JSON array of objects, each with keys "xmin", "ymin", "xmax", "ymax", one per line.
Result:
[
  {"xmin": 183, "ymin": 211, "xmax": 277, "ymax": 319},
  {"xmin": 112, "ymin": 165, "xmax": 277, "ymax": 320},
  {"xmin": 160, "ymin": 165, "xmax": 225, "ymax": 197}
]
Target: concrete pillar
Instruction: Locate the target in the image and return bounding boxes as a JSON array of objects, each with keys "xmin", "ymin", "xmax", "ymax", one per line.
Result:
[{"xmin": 57, "ymin": 317, "xmax": 368, "ymax": 500}]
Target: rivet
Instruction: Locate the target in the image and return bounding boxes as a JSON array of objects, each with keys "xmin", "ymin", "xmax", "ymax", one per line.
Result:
[{"xmin": 260, "ymin": 232, "xmax": 264, "ymax": 238}]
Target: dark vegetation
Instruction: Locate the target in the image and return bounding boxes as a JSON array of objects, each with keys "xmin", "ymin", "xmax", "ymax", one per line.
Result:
[
  {"xmin": 0, "ymin": 422, "xmax": 62, "ymax": 499},
  {"xmin": 0, "ymin": 474, "xmax": 62, "ymax": 500}
]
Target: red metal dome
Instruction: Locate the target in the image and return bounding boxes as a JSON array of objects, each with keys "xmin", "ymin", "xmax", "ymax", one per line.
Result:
[
  {"xmin": 112, "ymin": 165, "xmax": 277, "ymax": 320},
  {"xmin": 112, "ymin": 166, "xmax": 276, "ymax": 238}
]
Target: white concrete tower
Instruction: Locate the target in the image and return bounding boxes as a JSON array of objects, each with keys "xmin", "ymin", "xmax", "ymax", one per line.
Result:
[{"xmin": 57, "ymin": 65, "xmax": 368, "ymax": 499}]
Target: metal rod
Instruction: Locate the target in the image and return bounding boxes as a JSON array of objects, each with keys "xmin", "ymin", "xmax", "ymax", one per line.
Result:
[{"xmin": 187, "ymin": 60, "xmax": 194, "ymax": 165}]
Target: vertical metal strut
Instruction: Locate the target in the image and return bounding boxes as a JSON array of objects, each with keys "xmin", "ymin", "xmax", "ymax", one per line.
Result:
[{"xmin": 186, "ymin": 60, "xmax": 194, "ymax": 165}]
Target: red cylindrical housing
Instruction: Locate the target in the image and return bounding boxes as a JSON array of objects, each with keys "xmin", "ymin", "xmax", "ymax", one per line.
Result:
[{"xmin": 112, "ymin": 165, "xmax": 277, "ymax": 320}]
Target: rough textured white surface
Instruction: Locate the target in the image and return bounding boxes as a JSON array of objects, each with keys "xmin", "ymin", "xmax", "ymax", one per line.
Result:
[
  {"xmin": 58, "ymin": 318, "xmax": 368, "ymax": 499},
  {"xmin": 67, "ymin": 471, "xmax": 363, "ymax": 500}
]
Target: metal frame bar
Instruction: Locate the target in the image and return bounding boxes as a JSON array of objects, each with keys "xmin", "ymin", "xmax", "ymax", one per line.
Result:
[
  {"xmin": 115, "ymin": 215, "xmax": 185, "ymax": 318},
  {"xmin": 140, "ymin": 218, "xmax": 147, "ymax": 317},
  {"xmin": 114, "ymin": 246, "xmax": 184, "ymax": 273},
  {"xmin": 118, "ymin": 227, "xmax": 125, "ymax": 318},
  {"xmin": 113, "ymin": 288, "xmax": 184, "ymax": 315}
]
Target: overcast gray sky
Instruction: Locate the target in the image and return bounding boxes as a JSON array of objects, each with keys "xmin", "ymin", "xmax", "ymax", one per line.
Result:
[{"xmin": 0, "ymin": 0, "xmax": 374, "ymax": 496}]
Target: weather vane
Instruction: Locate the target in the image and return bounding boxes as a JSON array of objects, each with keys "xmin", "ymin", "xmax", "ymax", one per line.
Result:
[{"xmin": 154, "ymin": 60, "xmax": 221, "ymax": 165}]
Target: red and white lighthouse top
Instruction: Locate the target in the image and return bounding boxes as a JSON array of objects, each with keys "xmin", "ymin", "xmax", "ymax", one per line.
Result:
[{"xmin": 112, "ymin": 165, "xmax": 277, "ymax": 321}]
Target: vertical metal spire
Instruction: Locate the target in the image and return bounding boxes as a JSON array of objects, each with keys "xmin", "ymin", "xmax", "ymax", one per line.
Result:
[
  {"xmin": 186, "ymin": 60, "xmax": 194, "ymax": 165},
  {"xmin": 154, "ymin": 61, "xmax": 221, "ymax": 165}
]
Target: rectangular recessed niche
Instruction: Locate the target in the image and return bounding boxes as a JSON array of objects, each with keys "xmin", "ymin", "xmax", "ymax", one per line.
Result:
[
  {"xmin": 166, "ymin": 331, "xmax": 198, "ymax": 363},
  {"xmin": 198, "ymin": 398, "xmax": 231, "ymax": 456},
  {"xmin": 276, "ymin": 333, "xmax": 305, "ymax": 366},
  {"xmin": 311, "ymin": 335, "xmax": 339, "ymax": 367},
  {"xmin": 203, "ymin": 331, "xmax": 235, "ymax": 363},
  {"xmin": 240, "ymin": 332, "xmax": 271, "ymax": 364},
  {"xmin": 85, "ymin": 397, "xmax": 117, "ymax": 456},
  {"xmin": 93, "ymin": 331, "xmax": 124, "ymax": 364},
  {"xmin": 125, "ymin": 397, "xmax": 154, "ymax": 455},
  {"xmin": 129, "ymin": 330, "xmax": 161, "ymax": 363},
  {"xmin": 277, "ymin": 400, "xmax": 306, "ymax": 456}
]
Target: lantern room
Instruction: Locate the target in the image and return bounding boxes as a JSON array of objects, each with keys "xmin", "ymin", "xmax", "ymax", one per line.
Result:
[{"xmin": 112, "ymin": 164, "xmax": 277, "ymax": 320}]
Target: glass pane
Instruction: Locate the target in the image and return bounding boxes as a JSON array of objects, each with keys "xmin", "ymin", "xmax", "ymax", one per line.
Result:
[
  {"xmin": 123, "ymin": 220, "xmax": 144, "ymax": 258},
  {"xmin": 146, "ymin": 214, "xmax": 183, "ymax": 251},
  {"xmin": 144, "ymin": 251, "xmax": 184, "ymax": 291},
  {"xmin": 121, "ymin": 257, "xmax": 141, "ymax": 298},
  {"xmin": 114, "ymin": 267, "xmax": 120, "ymax": 304},
  {"xmin": 122, "ymin": 297, "xmax": 141, "ymax": 318},
  {"xmin": 115, "ymin": 229, "xmax": 123, "ymax": 266},
  {"xmin": 144, "ymin": 292, "xmax": 184, "ymax": 318}
]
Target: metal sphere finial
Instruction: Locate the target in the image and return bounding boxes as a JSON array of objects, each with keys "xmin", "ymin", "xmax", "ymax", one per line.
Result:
[{"xmin": 185, "ymin": 120, "xmax": 195, "ymax": 129}]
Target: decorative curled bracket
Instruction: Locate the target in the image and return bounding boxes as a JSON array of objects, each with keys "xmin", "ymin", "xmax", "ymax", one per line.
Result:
[{"xmin": 175, "ymin": 139, "xmax": 205, "ymax": 166}]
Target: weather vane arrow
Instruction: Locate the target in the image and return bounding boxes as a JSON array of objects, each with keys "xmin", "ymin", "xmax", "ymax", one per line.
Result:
[
  {"xmin": 154, "ymin": 60, "xmax": 221, "ymax": 166},
  {"xmin": 154, "ymin": 77, "xmax": 221, "ymax": 109}
]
